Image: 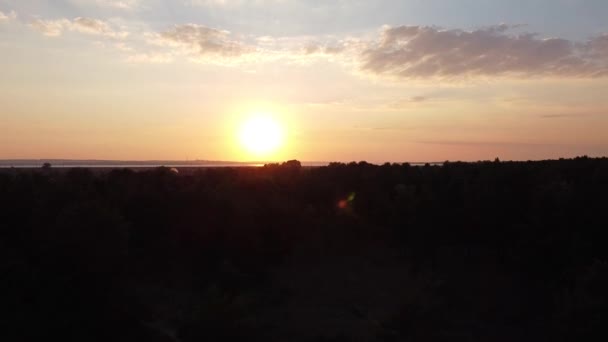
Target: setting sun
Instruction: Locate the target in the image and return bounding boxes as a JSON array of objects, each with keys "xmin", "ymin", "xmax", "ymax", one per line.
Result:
[{"xmin": 238, "ymin": 115, "xmax": 285, "ymax": 158}]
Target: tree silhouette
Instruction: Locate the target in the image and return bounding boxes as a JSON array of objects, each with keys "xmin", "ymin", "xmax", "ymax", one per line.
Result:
[{"xmin": 1, "ymin": 157, "xmax": 607, "ymax": 341}]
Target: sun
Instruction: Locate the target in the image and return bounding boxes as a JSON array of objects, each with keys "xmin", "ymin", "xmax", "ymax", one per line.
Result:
[{"xmin": 238, "ymin": 115, "xmax": 285, "ymax": 158}]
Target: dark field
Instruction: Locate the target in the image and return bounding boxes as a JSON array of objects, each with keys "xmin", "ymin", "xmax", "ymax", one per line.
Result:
[{"xmin": 1, "ymin": 158, "xmax": 607, "ymax": 341}]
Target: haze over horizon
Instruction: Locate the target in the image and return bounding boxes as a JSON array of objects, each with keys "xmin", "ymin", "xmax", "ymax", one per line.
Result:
[{"xmin": 1, "ymin": 0, "xmax": 608, "ymax": 162}]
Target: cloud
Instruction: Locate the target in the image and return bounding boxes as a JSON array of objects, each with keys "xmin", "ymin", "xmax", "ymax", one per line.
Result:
[
  {"xmin": 302, "ymin": 42, "xmax": 347, "ymax": 55},
  {"xmin": 386, "ymin": 95, "xmax": 434, "ymax": 110},
  {"xmin": 72, "ymin": 17, "xmax": 125, "ymax": 37},
  {"xmin": 94, "ymin": 0, "xmax": 140, "ymax": 10},
  {"xmin": 360, "ymin": 25, "xmax": 608, "ymax": 79},
  {"xmin": 188, "ymin": 0, "xmax": 288, "ymax": 7},
  {"xmin": 22, "ymin": 14, "xmax": 608, "ymax": 79},
  {"xmin": 151, "ymin": 24, "xmax": 254, "ymax": 58},
  {"xmin": 126, "ymin": 53, "xmax": 174, "ymax": 64},
  {"xmin": 414, "ymin": 140, "xmax": 555, "ymax": 148},
  {"xmin": 30, "ymin": 19, "xmax": 68, "ymax": 36},
  {"xmin": 30, "ymin": 17, "xmax": 128, "ymax": 38},
  {"xmin": 540, "ymin": 114, "xmax": 578, "ymax": 119},
  {"xmin": 587, "ymin": 34, "xmax": 608, "ymax": 59},
  {"xmin": 125, "ymin": 23, "xmax": 608, "ymax": 77},
  {"xmin": 409, "ymin": 96, "xmax": 427, "ymax": 102},
  {"xmin": 68, "ymin": 0, "xmax": 140, "ymax": 10},
  {"xmin": 0, "ymin": 10, "xmax": 17, "ymax": 21},
  {"xmin": 28, "ymin": 17, "xmax": 253, "ymax": 64}
]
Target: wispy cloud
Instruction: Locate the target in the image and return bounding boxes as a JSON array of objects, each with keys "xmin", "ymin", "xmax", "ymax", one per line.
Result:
[
  {"xmin": 95, "ymin": 0, "xmax": 140, "ymax": 10},
  {"xmin": 30, "ymin": 17, "xmax": 128, "ymax": 38},
  {"xmin": 188, "ymin": 0, "xmax": 289, "ymax": 7},
  {"xmin": 21, "ymin": 12, "xmax": 608, "ymax": 80},
  {"xmin": 126, "ymin": 53, "xmax": 174, "ymax": 64},
  {"xmin": 409, "ymin": 96, "xmax": 428, "ymax": 102},
  {"xmin": 30, "ymin": 19, "xmax": 67, "ymax": 37},
  {"xmin": 386, "ymin": 95, "xmax": 434, "ymax": 110},
  {"xmin": 0, "ymin": 10, "xmax": 17, "ymax": 21},
  {"xmin": 414, "ymin": 140, "xmax": 562, "ymax": 148},
  {"xmin": 69, "ymin": 0, "xmax": 141, "ymax": 11},
  {"xmin": 540, "ymin": 114, "xmax": 577, "ymax": 119},
  {"xmin": 149, "ymin": 24, "xmax": 254, "ymax": 59}
]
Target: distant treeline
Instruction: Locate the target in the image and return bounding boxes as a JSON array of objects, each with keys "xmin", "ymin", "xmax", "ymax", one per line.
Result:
[
  {"xmin": 0, "ymin": 159, "xmax": 263, "ymax": 168},
  {"xmin": 1, "ymin": 157, "xmax": 607, "ymax": 341}
]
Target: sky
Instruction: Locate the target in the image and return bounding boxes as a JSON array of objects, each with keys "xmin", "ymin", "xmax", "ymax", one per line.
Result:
[{"xmin": 1, "ymin": 0, "xmax": 607, "ymax": 162}]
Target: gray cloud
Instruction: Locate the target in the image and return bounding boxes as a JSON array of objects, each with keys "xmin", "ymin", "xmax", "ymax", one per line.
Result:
[
  {"xmin": 587, "ymin": 34, "xmax": 608, "ymax": 59},
  {"xmin": 360, "ymin": 25, "xmax": 608, "ymax": 79}
]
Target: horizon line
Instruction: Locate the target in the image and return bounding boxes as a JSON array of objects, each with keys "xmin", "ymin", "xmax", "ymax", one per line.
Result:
[{"xmin": 0, "ymin": 156, "xmax": 604, "ymax": 166}]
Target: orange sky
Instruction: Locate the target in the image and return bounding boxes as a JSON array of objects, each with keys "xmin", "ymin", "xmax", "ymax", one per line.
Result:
[{"xmin": 1, "ymin": 1, "xmax": 607, "ymax": 162}]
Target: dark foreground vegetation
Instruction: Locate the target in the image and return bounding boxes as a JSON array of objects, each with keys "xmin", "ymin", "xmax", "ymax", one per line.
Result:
[{"xmin": 1, "ymin": 157, "xmax": 607, "ymax": 341}]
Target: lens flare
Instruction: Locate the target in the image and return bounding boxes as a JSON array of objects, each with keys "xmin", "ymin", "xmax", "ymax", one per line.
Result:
[{"xmin": 338, "ymin": 192, "xmax": 356, "ymax": 209}]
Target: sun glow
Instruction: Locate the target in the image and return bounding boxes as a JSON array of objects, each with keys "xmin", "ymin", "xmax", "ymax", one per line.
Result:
[{"xmin": 238, "ymin": 115, "xmax": 285, "ymax": 158}]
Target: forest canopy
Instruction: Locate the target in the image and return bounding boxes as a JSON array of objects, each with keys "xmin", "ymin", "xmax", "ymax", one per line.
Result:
[{"xmin": 1, "ymin": 157, "xmax": 607, "ymax": 341}]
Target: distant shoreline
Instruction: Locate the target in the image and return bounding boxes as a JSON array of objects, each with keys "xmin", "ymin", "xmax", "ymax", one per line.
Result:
[
  {"xmin": 0, "ymin": 159, "xmax": 263, "ymax": 166},
  {"xmin": 0, "ymin": 164, "xmax": 267, "ymax": 169},
  {"xmin": 4, "ymin": 157, "xmax": 602, "ymax": 169},
  {"xmin": 0, "ymin": 160, "xmax": 330, "ymax": 168},
  {"xmin": 0, "ymin": 159, "xmax": 437, "ymax": 168}
]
